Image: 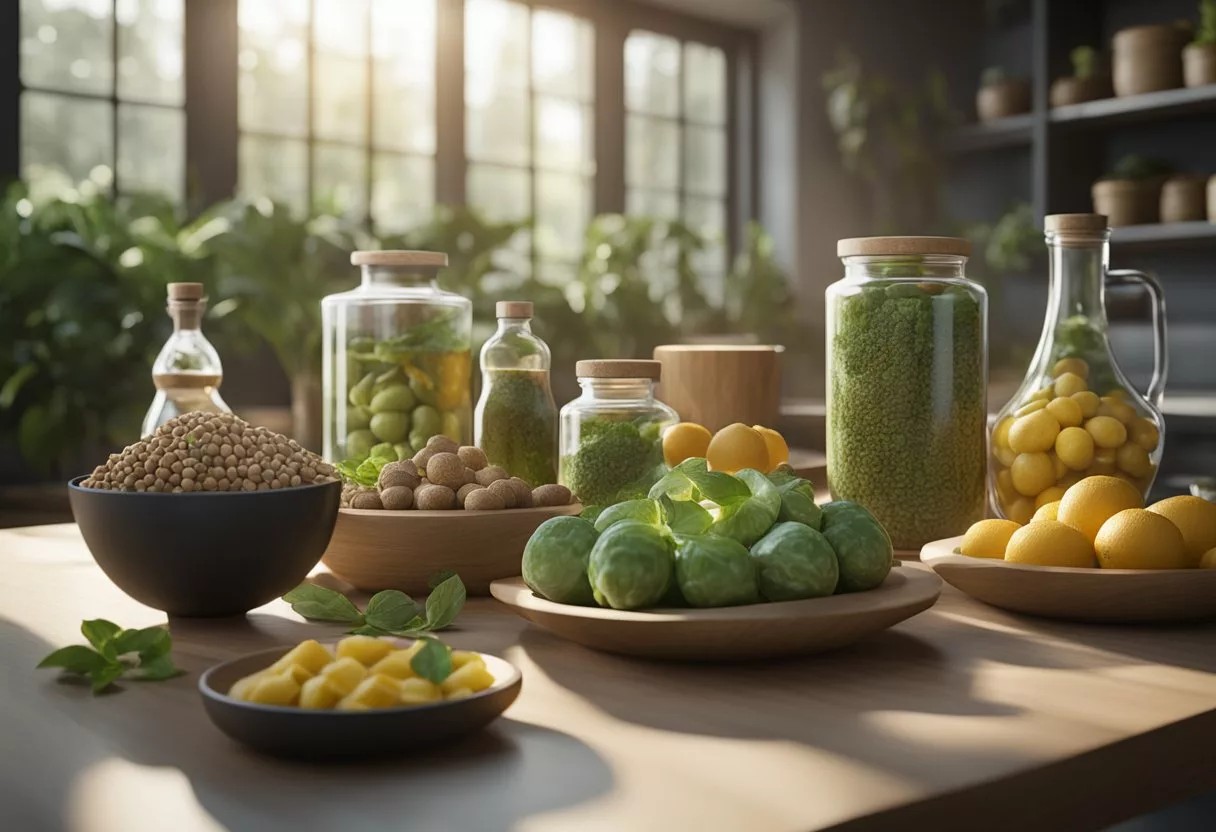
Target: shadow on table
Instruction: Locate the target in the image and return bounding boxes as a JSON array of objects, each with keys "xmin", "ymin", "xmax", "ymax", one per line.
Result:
[{"xmin": 1, "ymin": 618, "xmax": 613, "ymax": 832}]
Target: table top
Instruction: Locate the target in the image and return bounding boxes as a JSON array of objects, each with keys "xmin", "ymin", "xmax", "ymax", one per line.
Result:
[{"xmin": 2, "ymin": 524, "xmax": 1214, "ymax": 832}]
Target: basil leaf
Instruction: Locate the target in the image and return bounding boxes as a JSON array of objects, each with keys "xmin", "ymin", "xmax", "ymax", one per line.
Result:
[
  {"xmin": 386, "ymin": 616, "xmax": 426, "ymax": 637},
  {"xmin": 369, "ymin": 443, "xmax": 397, "ymax": 463},
  {"xmin": 409, "ymin": 638, "xmax": 453, "ymax": 685},
  {"xmin": 363, "ymin": 590, "xmax": 418, "ymax": 631},
  {"xmin": 424, "ymin": 575, "xmax": 466, "ymax": 631},
  {"xmin": 427, "ymin": 570, "xmax": 457, "ymax": 590},
  {"xmin": 661, "ymin": 494, "xmax": 713, "ymax": 535},
  {"xmin": 282, "ymin": 583, "xmax": 365, "ymax": 624},
  {"xmin": 90, "ymin": 663, "xmax": 124, "ymax": 693},
  {"xmin": 80, "ymin": 620, "xmax": 121, "ymax": 652},
  {"xmin": 37, "ymin": 645, "xmax": 109, "ymax": 674},
  {"xmin": 347, "ymin": 623, "xmax": 390, "ymax": 636},
  {"xmin": 112, "ymin": 627, "xmax": 170, "ymax": 661},
  {"xmin": 128, "ymin": 654, "xmax": 184, "ymax": 682}
]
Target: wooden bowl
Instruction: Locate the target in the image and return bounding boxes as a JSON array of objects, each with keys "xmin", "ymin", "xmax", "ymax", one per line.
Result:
[
  {"xmin": 489, "ymin": 568, "xmax": 941, "ymax": 661},
  {"xmin": 921, "ymin": 537, "xmax": 1216, "ymax": 624},
  {"xmin": 322, "ymin": 503, "xmax": 582, "ymax": 596},
  {"xmin": 199, "ymin": 643, "xmax": 521, "ymax": 759}
]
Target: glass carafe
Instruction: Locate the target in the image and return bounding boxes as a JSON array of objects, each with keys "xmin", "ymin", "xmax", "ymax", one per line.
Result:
[{"xmin": 989, "ymin": 214, "xmax": 1167, "ymax": 523}]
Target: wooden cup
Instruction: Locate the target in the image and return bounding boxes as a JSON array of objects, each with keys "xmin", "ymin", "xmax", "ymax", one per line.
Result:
[{"xmin": 653, "ymin": 345, "xmax": 783, "ymax": 432}]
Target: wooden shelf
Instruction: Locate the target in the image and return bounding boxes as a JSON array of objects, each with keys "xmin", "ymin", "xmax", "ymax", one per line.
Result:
[
  {"xmin": 1050, "ymin": 84, "xmax": 1216, "ymax": 129},
  {"xmin": 1109, "ymin": 222, "xmax": 1216, "ymax": 248},
  {"xmin": 941, "ymin": 114, "xmax": 1034, "ymax": 154}
]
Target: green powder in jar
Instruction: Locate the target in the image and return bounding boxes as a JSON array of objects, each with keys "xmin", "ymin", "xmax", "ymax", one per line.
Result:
[{"xmin": 477, "ymin": 368, "xmax": 558, "ymax": 487}]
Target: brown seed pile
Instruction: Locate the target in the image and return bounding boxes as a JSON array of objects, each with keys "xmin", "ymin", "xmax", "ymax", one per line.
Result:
[{"xmin": 82, "ymin": 411, "xmax": 337, "ymax": 493}]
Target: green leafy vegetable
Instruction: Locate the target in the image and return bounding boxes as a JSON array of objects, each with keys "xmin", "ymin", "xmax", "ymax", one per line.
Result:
[
  {"xmin": 363, "ymin": 590, "xmax": 419, "ymax": 632},
  {"xmin": 648, "ymin": 458, "xmax": 750, "ymax": 504},
  {"xmin": 282, "ymin": 575, "xmax": 467, "ymax": 637},
  {"xmin": 410, "ymin": 637, "xmax": 454, "ymax": 684},
  {"xmin": 281, "ymin": 583, "xmax": 364, "ymax": 624},
  {"xmin": 660, "ymin": 494, "xmax": 713, "ymax": 535},
  {"xmin": 37, "ymin": 620, "xmax": 185, "ymax": 694},
  {"xmin": 424, "ymin": 574, "xmax": 467, "ymax": 631}
]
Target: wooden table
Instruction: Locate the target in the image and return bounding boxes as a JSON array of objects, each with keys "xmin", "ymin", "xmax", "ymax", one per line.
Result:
[{"xmin": 2, "ymin": 524, "xmax": 1214, "ymax": 832}]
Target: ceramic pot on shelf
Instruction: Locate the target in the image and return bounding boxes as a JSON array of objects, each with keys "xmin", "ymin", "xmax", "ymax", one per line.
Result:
[
  {"xmin": 1092, "ymin": 179, "xmax": 1147, "ymax": 226},
  {"xmin": 1183, "ymin": 42, "xmax": 1216, "ymax": 87},
  {"xmin": 1159, "ymin": 174, "xmax": 1208, "ymax": 223},
  {"xmin": 1112, "ymin": 24, "xmax": 1186, "ymax": 96},
  {"xmin": 976, "ymin": 77, "xmax": 1032, "ymax": 121},
  {"xmin": 1050, "ymin": 75, "xmax": 1111, "ymax": 107}
]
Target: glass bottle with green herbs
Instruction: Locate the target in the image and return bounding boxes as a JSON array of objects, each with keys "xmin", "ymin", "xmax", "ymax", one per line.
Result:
[{"xmin": 474, "ymin": 301, "xmax": 558, "ymax": 486}]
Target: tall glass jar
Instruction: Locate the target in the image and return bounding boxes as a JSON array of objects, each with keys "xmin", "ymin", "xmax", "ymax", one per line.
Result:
[
  {"xmin": 474, "ymin": 301, "xmax": 558, "ymax": 486},
  {"xmin": 990, "ymin": 214, "xmax": 1167, "ymax": 523},
  {"xmin": 322, "ymin": 251, "xmax": 472, "ymax": 463},
  {"xmin": 826, "ymin": 237, "xmax": 988, "ymax": 550},
  {"xmin": 559, "ymin": 360, "xmax": 678, "ymax": 506}
]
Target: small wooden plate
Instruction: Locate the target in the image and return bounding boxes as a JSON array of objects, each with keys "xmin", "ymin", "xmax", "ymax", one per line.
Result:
[
  {"xmin": 489, "ymin": 569, "xmax": 941, "ymax": 661},
  {"xmin": 322, "ymin": 503, "xmax": 582, "ymax": 596},
  {"xmin": 199, "ymin": 643, "xmax": 522, "ymax": 759},
  {"xmin": 921, "ymin": 536, "xmax": 1216, "ymax": 623}
]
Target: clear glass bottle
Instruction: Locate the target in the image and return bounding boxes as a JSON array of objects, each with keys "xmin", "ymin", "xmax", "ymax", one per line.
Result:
[
  {"xmin": 141, "ymin": 282, "xmax": 230, "ymax": 437},
  {"xmin": 559, "ymin": 359, "xmax": 678, "ymax": 506},
  {"xmin": 826, "ymin": 237, "xmax": 988, "ymax": 550},
  {"xmin": 990, "ymin": 214, "xmax": 1167, "ymax": 522},
  {"xmin": 474, "ymin": 301, "xmax": 558, "ymax": 486},
  {"xmin": 321, "ymin": 251, "xmax": 473, "ymax": 463}
]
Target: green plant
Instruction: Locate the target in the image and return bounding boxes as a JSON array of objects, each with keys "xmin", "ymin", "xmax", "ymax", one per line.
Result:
[
  {"xmin": 1107, "ymin": 154, "xmax": 1173, "ymax": 181},
  {"xmin": 1196, "ymin": 0, "xmax": 1216, "ymax": 44},
  {"xmin": 1071, "ymin": 46, "xmax": 1100, "ymax": 78},
  {"xmin": 282, "ymin": 572, "xmax": 467, "ymax": 638},
  {"xmin": 37, "ymin": 619, "xmax": 183, "ymax": 694},
  {"xmin": 969, "ymin": 202, "xmax": 1040, "ymax": 274},
  {"xmin": 980, "ymin": 66, "xmax": 1007, "ymax": 87}
]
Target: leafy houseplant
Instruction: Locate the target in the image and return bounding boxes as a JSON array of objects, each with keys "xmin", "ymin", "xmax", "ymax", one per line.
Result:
[
  {"xmin": 1184, "ymin": 0, "xmax": 1216, "ymax": 87},
  {"xmin": 976, "ymin": 66, "xmax": 1032, "ymax": 121},
  {"xmin": 1051, "ymin": 46, "xmax": 1112, "ymax": 107},
  {"xmin": 1092, "ymin": 155, "xmax": 1173, "ymax": 226}
]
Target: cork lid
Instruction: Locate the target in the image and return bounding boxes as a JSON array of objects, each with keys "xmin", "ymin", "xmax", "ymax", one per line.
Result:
[
  {"xmin": 351, "ymin": 250, "xmax": 448, "ymax": 267},
  {"xmin": 575, "ymin": 359, "xmax": 662, "ymax": 380},
  {"xmin": 167, "ymin": 283, "xmax": 204, "ymax": 301},
  {"xmin": 1045, "ymin": 213, "xmax": 1108, "ymax": 233},
  {"xmin": 837, "ymin": 236, "xmax": 971, "ymax": 258},
  {"xmin": 497, "ymin": 301, "xmax": 533, "ymax": 319}
]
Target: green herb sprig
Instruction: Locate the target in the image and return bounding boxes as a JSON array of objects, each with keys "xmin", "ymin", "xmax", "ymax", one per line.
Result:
[
  {"xmin": 281, "ymin": 573, "xmax": 467, "ymax": 638},
  {"xmin": 37, "ymin": 620, "xmax": 185, "ymax": 694}
]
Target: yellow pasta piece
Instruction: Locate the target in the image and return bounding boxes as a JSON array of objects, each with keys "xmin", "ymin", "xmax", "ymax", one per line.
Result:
[
  {"xmin": 299, "ymin": 675, "xmax": 343, "ymax": 709},
  {"xmin": 320, "ymin": 656, "xmax": 368, "ymax": 695},
  {"xmin": 228, "ymin": 671, "xmax": 264, "ymax": 701},
  {"xmin": 398, "ymin": 677, "xmax": 442, "ymax": 705},
  {"xmin": 444, "ymin": 687, "xmax": 474, "ymax": 701},
  {"xmin": 268, "ymin": 640, "xmax": 333, "ymax": 675},
  {"xmin": 336, "ymin": 635, "xmax": 395, "ymax": 667},
  {"xmin": 440, "ymin": 661, "xmax": 495, "ymax": 695},
  {"xmin": 451, "ymin": 650, "xmax": 481, "ymax": 669},
  {"xmin": 370, "ymin": 650, "xmax": 419, "ymax": 680},
  {"xmin": 337, "ymin": 674, "xmax": 402, "ymax": 710},
  {"xmin": 249, "ymin": 671, "xmax": 303, "ymax": 706}
]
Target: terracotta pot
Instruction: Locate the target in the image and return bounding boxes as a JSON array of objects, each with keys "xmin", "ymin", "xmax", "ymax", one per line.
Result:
[
  {"xmin": 1184, "ymin": 43, "xmax": 1216, "ymax": 87},
  {"xmin": 1208, "ymin": 175, "xmax": 1216, "ymax": 222},
  {"xmin": 1050, "ymin": 75, "xmax": 1111, "ymax": 107},
  {"xmin": 1160, "ymin": 174, "xmax": 1207, "ymax": 223},
  {"xmin": 1113, "ymin": 24, "xmax": 1185, "ymax": 96},
  {"xmin": 1092, "ymin": 179, "xmax": 1147, "ymax": 226},
  {"xmin": 976, "ymin": 78, "xmax": 1032, "ymax": 121}
]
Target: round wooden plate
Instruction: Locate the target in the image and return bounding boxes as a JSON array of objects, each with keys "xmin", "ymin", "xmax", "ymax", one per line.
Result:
[
  {"xmin": 489, "ymin": 568, "xmax": 941, "ymax": 661},
  {"xmin": 921, "ymin": 536, "xmax": 1216, "ymax": 623},
  {"xmin": 322, "ymin": 503, "xmax": 582, "ymax": 596}
]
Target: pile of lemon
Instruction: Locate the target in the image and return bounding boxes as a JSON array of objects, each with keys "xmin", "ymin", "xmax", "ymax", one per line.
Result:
[
  {"xmin": 962, "ymin": 475, "xmax": 1216, "ymax": 569},
  {"xmin": 663, "ymin": 422, "xmax": 790, "ymax": 474},
  {"xmin": 991, "ymin": 357, "xmax": 1161, "ymax": 524}
]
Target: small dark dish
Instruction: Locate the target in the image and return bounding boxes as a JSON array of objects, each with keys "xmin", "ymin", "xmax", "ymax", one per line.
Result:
[
  {"xmin": 68, "ymin": 476, "xmax": 341, "ymax": 617},
  {"xmin": 199, "ymin": 644, "xmax": 522, "ymax": 759}
]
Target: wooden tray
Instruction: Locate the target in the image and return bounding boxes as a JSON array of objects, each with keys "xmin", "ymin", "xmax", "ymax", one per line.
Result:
[
  {"xmin": 489, "ymin": 568, "xmax": 941, "ymax": 661},
  {"xmin": 921, "ymin": 537, "xmax": 1216, "ymax": 624},
  {"xmin": 322, "ymin": 503, "xmax": 582, "ymax": 596}
]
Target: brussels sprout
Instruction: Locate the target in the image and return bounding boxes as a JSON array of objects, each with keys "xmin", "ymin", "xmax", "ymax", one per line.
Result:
[
  {"xmin": 594, "ymin": 499, "xmax": 664, "ymax": 533},
  {"xmin": 348, "ymin": 372, "xmax": 376, "ymax": 408},
  {"xmin": 709, "ymin": 468, "xmax": 781, "ymax": 547},
  {"xmin": 674, "ymin": 534, "xmax": 760, "ymax": 608},
  {"xmin": 370, "ymin": 383, "xmax": 417, "ymax": 414},
  {"xmin": 820, "ymin": 501, "xmax": 894, "ymax": 593},
  {"xmin": 346, "ymin": 429, "xmax": 377, "ymax": 458},
  {"xmin": 587, "ymin": 520, "xmax": 674, "ymax": 610},
  {"xmin": 661, "ymin": 495, "xmax": 713, "ymax": 535},
  {"xmin": 393, "ymin": 442, "xmax": 414, "ymax": 461},
  {"xmin": 778, "ymin": 489, "xmax": 822, "ymax": 529},
  {"xmin": 412, "ymin": 405, "xmax": 442, "ymax": 438},
  {"xmin": 370, "ymin": 411, "xmax": 410, "ymax": 444},
  {"xmin": 522, "ymin": 516, "xmax": 600, "ymax": 605},
  {"xmin": 347, "ymin": 405, "xmax": 372, "ymax": 432},
  {"xmin": 749, "ymin": 522, "xmax": 839, "ymax": 601}
]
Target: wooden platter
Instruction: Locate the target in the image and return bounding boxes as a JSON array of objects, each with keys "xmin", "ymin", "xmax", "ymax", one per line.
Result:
[
  {"xmin": 322, "ymin": 503, "xmax": 582, "ymax": 596},
  {"xmin": 488, "ymin": 567, "xmax": 941, "ymax": 661},
  {"xmin": 921, "ymin": 536, "xmax": 1216, "ymax": 623}
]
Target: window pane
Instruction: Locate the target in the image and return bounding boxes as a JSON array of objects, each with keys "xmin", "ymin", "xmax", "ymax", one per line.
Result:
[
  {"xmin": 532, "ymin": 10, "xmax": 592, "ymax": 101},
  {"xmin": 465, "ymin": 0, "xmax": 529, "ymax": 95},
  {"xmin": 116, "ymin": 0, "xmax": 184, "ymax": 105},
  {"xmin": 314, "ymin": 143, "xmax": 367, "ymax": 220},
  {"xmin": 536, "ymin": 98, "xmax": 592, "ymax": 175},
  {"xmin": 117, "ymin": 103, "xmax": 184, "ymax": 200},
  {"xmin": 238, "ymin": 0, "xmax": 309, "ymax": 136},
  {"xmin": 685, "ymin": 125, "xmax": 726, "ymax": 197},
  {"xmin": 372, "ymin": 0, "xmax": 435, "ymax": 153},
  {"xmin": 239, "ymin": 134, "xmax": 308, "ymax": 213},
  {"xmin": 467, "ymin": 164, "xmax": 530, "ymax": 222},
  {"xmin": 21, "ymin": 92, "xmax": 114, "ymax": 201},
  {"xmin": 21, "ymin": 0, "xmax": 114, "ymax": 95},
  {"xmin": 314, "ymin": 0, "xmax": 368, "ymax": 57},
  {"xmin": 685, "ymin": 195, "xmax": 728, "ymax": 282},
  {"xmin": 467, "ymin": 93, "xmax": 529, "ymax": 165},
  {"xmin": 626, "ymin": 188, "xmax": 678, "ymax": 221},
  {"xmin": 536, "ymin": 172, "xmax": 590, "ymax": 261},
  {"xmin": 315, "ymin": 51, "xmax": 367, "ymax": 143},
  {"xmin": 625, "ymin": 31, "xmax": 679, "ymax": 117},
  {"xmin": 684, "ymin": 42, "xmax": 726, "ymax": 126},
  {"xmin": 626, "ymin": 115, "xmax": 679, "ymax": 190},
  {"xmin": 372, "ymin": 153, "xmax": 435, "ymax": 234}
]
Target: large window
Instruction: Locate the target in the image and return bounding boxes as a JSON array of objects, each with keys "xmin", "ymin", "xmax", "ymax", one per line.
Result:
[
  {"xmin": 19, "ymin": 0, "xmax": 185, "ymax": 202},
  {"xmin": 465, "ymin": 0, "xmax": 594, "ymax": 277},
  {"xmin": 237, "ymin": 0, "xmax": 436, "ymax": 230}
]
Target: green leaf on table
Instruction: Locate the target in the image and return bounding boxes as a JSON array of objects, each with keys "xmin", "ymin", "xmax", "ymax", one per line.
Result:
[
  {"xmin": 424, "ymin": 574, "xmax": 467, "ymax": 631},
  {"xmin": 409, "ymin": 638, "xmax": 453, "ymax": 685},
  {"xmin": 282, "ymin": 583, "xmax": 365, "ymax": 624},
  {"xmin": 347, "ymin": 623, "xmax": 390, "ymax": 636},
  {"xmin": 112, "ymin": 626, "xmax": 170, "ymax": 661},
  {"xmin": 385, "ymin": 616, "xmax": 427, "ymax": 637},
  {"xmin": 81, "ymin": 619, "xmax": 121, "ymax": 655},
  {"xmin": 660, "ymin": 494, "xmax": 713, "ymax": 535},
  {"xmin": 427, "ymin": 570, "xmax": 457, "ymax": 590},
  {"xmin": 90, "ymin": 663, "xmax": 124, "ymax": 694},
  {"xmin": 363, "ymin": 590, "xmax": 418, "ymax": 631},
  {"xmin": 37, "ymin": 645, "xmax": 109, "ymax": 674},
  {"xmin": 127, "ymin": 654, "xmax": 185, "ymax": 682}
]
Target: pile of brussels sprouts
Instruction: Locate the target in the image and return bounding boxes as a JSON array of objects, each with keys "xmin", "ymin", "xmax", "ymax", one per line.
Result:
[{"xmin": 521, "ymin": 458, "xmax": 896, "ymax": 610}]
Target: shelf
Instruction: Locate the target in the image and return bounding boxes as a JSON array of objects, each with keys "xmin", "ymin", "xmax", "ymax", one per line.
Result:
[
  {"xmin": 1050, "ymin": 84, "xmax": 1216, "ymax": 129},
  {"xmin": 1109, "ymin": 222, "xmax": 1216, "ymax": 248},
  {"xmin": 940, "ymin": 114, "xmax": 1034, "ymax": 154}
]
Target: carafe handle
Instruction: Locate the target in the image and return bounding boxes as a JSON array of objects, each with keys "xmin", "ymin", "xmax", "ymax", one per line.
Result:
[{"xmin": 1107, "ymin": 269, "xmax": 1168, "ymax": 408}]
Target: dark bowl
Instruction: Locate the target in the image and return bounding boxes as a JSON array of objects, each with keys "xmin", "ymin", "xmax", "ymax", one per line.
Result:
[
  {"xmin": 199, "ymin": 644, "xmax": 522, "ymax": 759},
  {"xmin": 68, "ymin": 476, "xmax": 341, "ymax": 617}
]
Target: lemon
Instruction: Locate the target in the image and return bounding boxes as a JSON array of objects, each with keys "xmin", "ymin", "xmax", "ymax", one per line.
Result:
[
  {"xmin": 1147, "ymin": 496, "xmax": 1216, "ymax": 566},
  {"xmin": 1097, "ymin": 397, "xmax": 1136, "ymax": 425},
  {"xmin": 1085, "ymin": 416, "xmax": 1127, "ymax": 449},
  {"xmin": 1057, "ymin": 475, "xmax": 1143, "ymax": 543},
  {"xmin": 1011, "ymin": 452, "xmax": 1055, "ymax": 496},
  {"xmin": 1115, "ymin": 442, "xmax": 1152, "ymax": 479},
  {"xmin": 1095, "ymin": 508, "xmax": 1187, "ymax": 569},
  {"xmin": 1052, "ymin": 357, "xmax": 1089, "ymax": 379},
  {"xmin": 1051, "ymin": 452, "xmax": 1067, "ymax": 480},
  {"xmin": 995, "ymin": 445, "xmax": 1017, "ymax": 467},
  {"xmin": 1071, "ymin": 390, "xmax": 1100, "ymax": 418},
  {"xmin": 1030, "ymin": 384, "xmax": 1054, "ymax": 401},
  {"xmin": 994, "ymin": 417, "xmax": 1014, "ymax": 449},
  {"xmin": 1009, "ymin": 409, "xmax": 1061, "ymax": 454},
  {"xmin": 996, "ymin": 469, "xmax": 1019, "ymax": 504},
  {"xmin": 1005, "ymin": 520, "xmax": 1094, "ymax": 567},
  {"xmin": 662, "ymin": 422, "xmax": 712, "ymax": 467},
  {"xmin": 1045, "ymin": 396, "xmax": 1083, "ymax": 428},
  {"xmin": 1200, "ymin": 548, "xmax": 1216, "ymax": 569},
  {"xmin": 961, "ymin": 519, "xmax": 1021, "ymax": 559},
  {"xmin": 1104, "ymin": 388, "xmax": 1127, "ymax": 400},
  {"xmin": 1090, "ymin": 448, "xmax": 1117, "ymax": 474},
  {"xmin": 1128, "ymin": 417, "xmax": 1160, "ymax": 451},
  {"xmin": 1015, "ymin": 400, "xmax": 1047, "ymax": 417},
  {"xmin": 1055, "ymin": 427, "xmax": 1094, "ymax": 471},
  {"xmin": 1005, "ymin": 496, "xmax": 1035, "ymax": 525},
  {"xmin": 1053, "ymin": 372, "xmax": 1088, "ymax": 398},
  {"xmin": 752, "ymin": 425, "xmax": 790, "ymax": 471},
  {"xmin": 705, "ymin": 423, "xmax": 769, "ymax": 473},
  {"xmin": 1035, "ymin": 485, "xmax": 1066, "ymax": 509},
  {"xmin": 1033, "ymin": 500, "xmax": 1061, "ymax": 522}
]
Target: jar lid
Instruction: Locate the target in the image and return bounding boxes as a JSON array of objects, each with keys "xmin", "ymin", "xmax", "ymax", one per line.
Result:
[
  {"xmin": 837, "ymin": 236, "xmax": 971, "ymax": 258},
  {"xmin": 351, "ymin": 250, "xmax": 448, "ymax": 267},
  {"xmin": 497, "ymin": 300, "xmax": 533, "ymax": 319},
  {"xmin": 1045, "ymin": 213, "xmax": 1108, "ymax": 232},
  {"xmin": 576, "ymin": 359, "xmax": 662, "ymax": 380},
  {"xmin": 167, "ymin": 282, "xmax": 204, "ymax": 301}
]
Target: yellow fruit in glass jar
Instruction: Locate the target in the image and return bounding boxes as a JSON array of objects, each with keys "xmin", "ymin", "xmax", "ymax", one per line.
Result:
[
  {"xmin": 1053, "ymin": 372, "xmax": 1088, "ymax": 398},
  {"xmin": 1009, "ymin": 409, "xmax": 1061, "ymax": 454},
  {"xmin": 1011, "ymin": 452, "xmax": 1055, "ymax": 497},
  {"xmin": 1071, "ymin": 390, "xmax": 1100, "ymax": 418},
  {"xmin": 994, "ymin": 445, "xmax": 1017, "ymax": 467},
  {"xmin": 1057, "ymin": 475, "xmax": 1143, "ymax": 543},
  {"xmin": 1052, "ymin": 357, "xmax": 1089, "ymax": 379},
  {"xmin": 1004, "ymin": 520, "xmax": 1094, "ymax": 567},
  {"xmin": 961, "ymin": 519, "xmax": 1022, "ymax": 559},
  {"xmin": 1030, "ymin": 384, "xmax": 1054, "ymax": 401},
  {"xmin": 705, "ymin": 423, "xmax": 770, "ymax": 473},
  {"xmin": 1128, "ymin": 417, "xmax": 1160, "ymax": 451},
  {"xmin": 1033, "ymin": 500, "xmax": 1061, "ymax": 522},
  {"xmin": 1098, "ymin": 397, "xmax": 1136, "ymax": 425},
  {"xmin": 1045, "ymin": 396, "xmax": 1083, "ymax": 428},
  {"xmin": 1051, "ymin": 452, "xmax": 1067, "ymax": 480},
  {"xmin": 1055, "ymin": 427, "xmax": 1094, "ymax": 470},
  {"xmin": 752, "ymin": 425, "xmax": 790, "ymax": 471},
  {"xmin": 1115, "ymin": 442, "xmax": 1152, "ymax": 479},
  {"xmin": 1005, "ymin": 497, "xmax": 1036, "ymax": 525},
  {"xmin": 1015, "ymin": 400, "xmax": 1047, "ymax": 417},
  {"xmin": 994, "ymin": 417, "xmax": 1014, "ymax": 449},
  {"xmin": 1035, "ymin": 485, "xmax": 1067, "ymax": 509},
  {"xmin": 1085, "ymin": 416, "xmax": 1127, "ymax": 449},
  {"xmin": 662, "ymin": 422, "xmax": 712, "ymax": 467},
  {"xmin": 1095, "ymin": 508, "xmax": 1187, "ymax": 569},
  {"xmin": 1105, "ymin": 388, "xmax": 1127, "ymax": 400},
  {"xmin": 1146, "ymin": 496, "xmax": 1216, "ymax": 566},
  {"xmin": 1090, "ymin": 448, "xmax": 1117, "ymax": 474},
  {"xmin": 996, "ymin": 468, "xmax": 1019, "ymax": 504}
]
